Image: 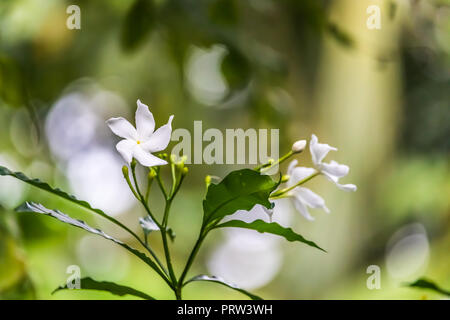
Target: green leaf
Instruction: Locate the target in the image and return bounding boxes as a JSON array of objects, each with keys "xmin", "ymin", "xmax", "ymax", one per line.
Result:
[
  {"xmin": 0, "ymin": 166, "xmax": 109, "ymax": 219},
  {"xmin": 184, "ymin": 275, "xmax": 262, "ymax": 300},
  {"xmin": 215, "ymin": 219, "xmax": 326, "ymax": 252},
  {"xmin": 53, "ymin": 277, "xmax": 155, "ymax": 300},
  {"xmin": 203, "ymin": 169, "xmax": 279, "ymax": 225},
  {"xmin": 407, "ymin": 278, "xmax": 450, "ymax": 296},
  {"xmin": 0, "ymin": 166, "xmax": 132, "ymax": 234},
  {"xmin": 16, "ymin": 202, "xmax": 162, "ymax": 273},
  {"xmin": 121, "ymin": 0, "xmax": 156, "ymax": 52}
]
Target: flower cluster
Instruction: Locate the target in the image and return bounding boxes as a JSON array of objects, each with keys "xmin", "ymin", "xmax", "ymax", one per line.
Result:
[
  {"xmin": 268, "ymin": 134, "xmax": 357, "ymax": 221},
  {"xmin": 106, "ymin": 100, "xmax": 356, "ymax": 223}
]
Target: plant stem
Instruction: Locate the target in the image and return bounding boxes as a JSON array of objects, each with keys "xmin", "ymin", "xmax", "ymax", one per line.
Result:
[
  {"xmin": 260, "ymin": 150, "xmax": 294, "ymax": 173},
  {"xmin": 271, "ymin": 171, "xmax": 320, "ymax": 197},
  {"xmin": 161, "ymin": 199, "xmax": 178, "ymax": 286},
  {"xmin": 130, "ymin": 165, "xmax": 169, "ymax": 278},
  {"xmin": 155, "ymin": 169, "xmax": 168, "ymax": 200},
  {"xmin": 178, "ymin": 228, "xmax": 207, "ymax": 289}
]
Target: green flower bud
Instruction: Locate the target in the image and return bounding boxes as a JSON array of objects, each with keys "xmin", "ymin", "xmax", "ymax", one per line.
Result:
[
  {"xmin": 122, "ymin": 166, "xmax": 129, "ymax": 178},
  {"xmin": 205, "ymin": 175, "xmax": 211, "ymax": 188},
  {"xmin": 148, "ymin": 168, "xmax": 157, "ymax": 180},
  {"xmin": 131, "ymin": 158, "xmax": 137, "ymax": 170}
]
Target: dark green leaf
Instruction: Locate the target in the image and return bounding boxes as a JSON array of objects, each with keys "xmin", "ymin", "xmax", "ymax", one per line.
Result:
[
  {"xmin": 121, "ymin": 0, "xmax": 156, "ymax": 51},
  {"xmin": 0, "ymin": 166, "xmax": 125, "ymax": 228},
  {"xmin": 184, "ymin": 275, "xmax": 262, "ymax": 300},
  {"xmin": 16, "ymin": 202, "xmax": 161, "ymax": 273},
  {"xmin": 215, "ymin": 219, "xmax": 326, "ymax": 252},
  {"xmin": 203, "ymin": 169, "xmax": 279, "ymax": 225},
  {"xmin": 53, "ymin": 277, "xmax": 155, "ymax": 300},
  {"xmin": 407, "ymin": 278, "xmax": 450, "ymax": 296}
]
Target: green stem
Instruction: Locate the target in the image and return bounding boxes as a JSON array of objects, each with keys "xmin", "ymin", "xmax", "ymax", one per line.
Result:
[
  {"xmin": 161, "ymin": 199, "xmax": 178, "ymax": 286},
  {"xmin": 156, "ymin": 171, "xmax": 168, "ymax": 200},
  {"xmin": 175, "ymin": 286, "xmax": 182, "ymax": 300},
  {"xmin": 260, "ymin": 150, "xmax": 294, "ymax": 173},
  {"xmin": 178, "ymin": 228, "xmax": 208, "ymax": 288},
  {"xmin": 271, "ymin": 171, "xmax": 320, "ymax": 197},
  {"xmin": 130, "ymin": 165, "xmax": 169, "ymax": 278},
  {"xmin": 103, "ymin": 208, "xmax": 171, "ymax": 286},
  {"xmin": 169, "ymin": 162, "xmax": 177, "ymax": 198},
  {"xmin": 123, "ymin": 167, "xmax": 140, "ymax": 200}
]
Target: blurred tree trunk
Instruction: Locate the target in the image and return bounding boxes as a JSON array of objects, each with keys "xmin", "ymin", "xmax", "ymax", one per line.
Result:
[{"xmin": 293, "ymin": 0, "xmax": 404, "ymax": 296}]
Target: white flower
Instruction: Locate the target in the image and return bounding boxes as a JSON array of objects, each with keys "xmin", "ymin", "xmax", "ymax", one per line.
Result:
[
  {"xmin": 285, "ymin": 159, "xmax": 329, "ymax": 221},
  {"xmin": 106, "ymin": 100, "xmax": 173, "ymax": 167},
  {"xmin": 310, "ymin": 134, "xmax": 357, "ymax": 192}
]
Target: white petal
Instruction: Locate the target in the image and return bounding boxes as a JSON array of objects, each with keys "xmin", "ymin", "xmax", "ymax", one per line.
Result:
[
  {"xmin": 133, "ymin": 146, "xmax": 168, "ymax": 167},
  {"xmin": 106, "ymin": 117, "xmax": 137, "ymax": 140},
  {"xmin": 310, "ymin": 134, "xmax": 337, "ymax": 165},
  {"xmin": 320, "ymin": 160, "xmax": 349, "ymax": 178},
  {"xmin": 287, "ymin": 159, "xmax": 298, "ymax": 176},
  {"xmin": 336, "ymin": 183, "xmax": 357, "ymax": 192},
  {"xmin": 294, "ymin": 187, "xmax": 330, "ymax": 213},
  {"xmin": 135, "ymin": 100, "xmax": 155, "ymax": 140},
  {"xmin": 116, "ymin": 140, "xmax": 135, "ymax": 164},
  {"xmin": 287, "ymin": 166, "xmax": 316, "ymax": 187},
  {"xmin": 291, "ymin": 196, "xmax": 315, "ymax": 221},
  {"xmin": 141, "ymin": 115, "xmax": 174, "ymax": 153},
  {"xmin": 322, "ymin": 172, "xmax": 357, "ymax": 192}
]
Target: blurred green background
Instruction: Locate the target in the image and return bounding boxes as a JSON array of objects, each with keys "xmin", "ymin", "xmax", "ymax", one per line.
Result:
[{"xmin": 0, "ymin": 0, "xmax": 449, "ymax": 300}]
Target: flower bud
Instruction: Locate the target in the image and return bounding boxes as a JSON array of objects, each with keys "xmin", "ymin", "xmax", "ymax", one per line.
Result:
[
  {"xmin": 175, "ymin": 155, "xmax": 188, "ymax": 170},
  {"xmin": 131, "ymin": 158, "xmax": 137, "ymax": 170},
  {"xmin": 281, "ymin": 174, "xmax": 290, "ymax": 183},
  {"xmin": 148, "ymin": 168, "xmax": 157, "ymax": 180},
  {"xmin": 122, "ymin": 166, "xmax": 129, "ymax": 178},
  {"xmin": 292, "ymin": 140, "xmax": 307, "ymax": 153},
  {"xmin": 205, "ymin": 175, "xmax": 212, "ymax": 188},
  {"xmin": 179, "ymin": 155, "xmax": 188, "ymax": 164}
]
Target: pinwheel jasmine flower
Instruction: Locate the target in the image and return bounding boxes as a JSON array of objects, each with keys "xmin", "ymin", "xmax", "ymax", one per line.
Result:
[
  {"xmin": 284, "ymin": 159, "xmax": 329, "ymax": 221},
  {"xmin": 309, "ymin": 134, "xmax": 357, "ymax": 192},
  {"xmin": 106, "ymin": 100, "xmax": 174, "ymax": 167}
]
